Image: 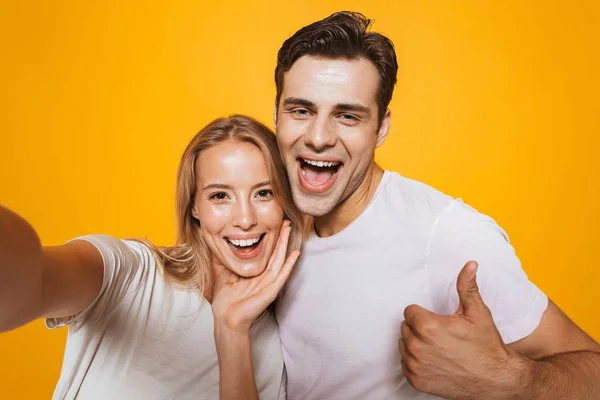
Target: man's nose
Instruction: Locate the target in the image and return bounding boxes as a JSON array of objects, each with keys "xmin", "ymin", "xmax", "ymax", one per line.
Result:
[{"xmin": 304, "ymin": 116, "xmax": 337, "ymax": 151}]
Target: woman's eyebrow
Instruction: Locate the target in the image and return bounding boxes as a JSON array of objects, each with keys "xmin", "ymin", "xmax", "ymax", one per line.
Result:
[{"xmin": 202, "ymin": 181, "xmax": 271, "ymax": 191}]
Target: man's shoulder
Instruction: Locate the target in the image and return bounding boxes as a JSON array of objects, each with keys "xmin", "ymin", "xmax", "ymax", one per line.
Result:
[
  {"xmin": 380, "ymin": 171, "xmax": 455, "ymax": 219},
  {"xmin": 382, "ymin": 173, "xmax": 508, "ymax": 242}
]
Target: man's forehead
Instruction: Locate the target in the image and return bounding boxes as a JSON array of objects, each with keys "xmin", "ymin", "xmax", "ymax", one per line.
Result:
[{"xmin": 282, "ymin": 56, "xmax": 380, "ymax": 107}]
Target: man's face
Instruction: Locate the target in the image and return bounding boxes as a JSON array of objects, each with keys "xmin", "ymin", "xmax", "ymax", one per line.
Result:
[{"xmin": 275, "ymin": 56, "xmax": 389, "ymax": 217}]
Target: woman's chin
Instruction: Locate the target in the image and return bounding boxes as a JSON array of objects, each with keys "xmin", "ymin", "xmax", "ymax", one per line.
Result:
[{"xmin": 230, "ymin": 261, "xmax": 267, "ymax": 278}]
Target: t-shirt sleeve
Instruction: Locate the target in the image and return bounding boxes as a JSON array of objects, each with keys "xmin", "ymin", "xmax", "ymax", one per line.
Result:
[
  {"xmin": 45, "ymin": 234, "xmax": 154, "ymax": 331},
  {"xmin": 426, "ymin": 199, "xmax": 548, "ymax": 344}
]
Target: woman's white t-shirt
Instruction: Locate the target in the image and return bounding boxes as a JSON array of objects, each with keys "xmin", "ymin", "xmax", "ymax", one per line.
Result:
[{"xmin": 46, "ymin": 235, "xmax": 286, "ymax": 400}]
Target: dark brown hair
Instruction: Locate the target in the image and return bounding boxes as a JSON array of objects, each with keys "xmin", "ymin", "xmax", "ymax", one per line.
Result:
[{"xmin": 275, "ymin": 11, "xmax": 398, "ymax": 124}]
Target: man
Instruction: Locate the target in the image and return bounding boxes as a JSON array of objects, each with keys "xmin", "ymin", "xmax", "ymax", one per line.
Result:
[{"xmin": 273, "ymin": 11, "xmax": 600, "ymax": 399}]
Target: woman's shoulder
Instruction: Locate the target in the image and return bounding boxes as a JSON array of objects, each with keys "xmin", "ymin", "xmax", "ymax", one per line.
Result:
[{"xmin": 71, "ymin": 234, "xmax": 156, "ymax": 263}]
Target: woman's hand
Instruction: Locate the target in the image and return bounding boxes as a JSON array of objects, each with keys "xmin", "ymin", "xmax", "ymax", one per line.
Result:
[
  {"xmin": 211, "ymin": 220, "xmax": 300, "ymax": 334},
  {"xmin": 211, "ymin": 221, "xmax": 299, "ymax": 399}
]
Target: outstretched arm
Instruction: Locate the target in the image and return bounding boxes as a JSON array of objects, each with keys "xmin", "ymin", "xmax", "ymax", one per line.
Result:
[
  {"xmin": 0, "ymin": 204, "xmax": 103, "ymax": 332},
  {"xmin": 0, "ymin": 204, "xmax": 43, "ymax": 330}
]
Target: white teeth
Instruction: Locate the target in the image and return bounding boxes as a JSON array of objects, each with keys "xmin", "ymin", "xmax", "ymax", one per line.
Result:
[
  {"xmin": 228, "ymin": 237, "xmax": 260, "ymax": 247},
  {"xmin": 303, "ymin": 159, "xmax": 340, "ymax": 168}
]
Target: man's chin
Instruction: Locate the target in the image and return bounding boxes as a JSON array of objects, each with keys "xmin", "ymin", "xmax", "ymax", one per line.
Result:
[{"xmin": 293, "ymin": 193, "xmax": 338, "ymax": 218}]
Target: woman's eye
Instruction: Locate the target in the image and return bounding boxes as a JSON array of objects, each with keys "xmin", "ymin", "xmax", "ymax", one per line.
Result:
[
  {"xmin": 256, "ymin": 189, "xmax": 274, "ymax": 199},
  {"xmin": 209, "ymin": 192, "xmax": 228, "ymax": 201}
]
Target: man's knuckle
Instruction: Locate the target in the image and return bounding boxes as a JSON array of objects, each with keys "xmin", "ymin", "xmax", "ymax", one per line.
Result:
[
  {"xmin": 407, "ymin": 339, "xmax": 423, "ymax": 358},
  {"xmin": 404, "ymin": 355, "xmax": 419, "ymax": 373},
  {"xmin": 412, "ymin": 315, "xmax": 428, "ymax": 334},
  {"xmin": 419, "ymin": 320, "xmax": 437, "ymax": 336}
]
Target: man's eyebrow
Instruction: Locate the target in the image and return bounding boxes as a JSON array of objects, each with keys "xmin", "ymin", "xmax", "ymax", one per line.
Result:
[
  {"xmin": 282, "ymin": 97, "xmax": 315, "ymax": 108},
  {"xmin": 283, "ymin": 98, "xmax": 371, "ymax": 116},
  {"xmin": 335, "ymin": 103, "xmax": 371, "ymax": 115}
]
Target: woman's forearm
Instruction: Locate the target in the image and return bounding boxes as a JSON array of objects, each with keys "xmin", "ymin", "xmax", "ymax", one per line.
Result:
[
  {"xmin": 214, "ymin": 322, "xmax": 259, "ymax": 400},
  {"xmin": 0, "ymin": 205, "xmax": 44, "ymax": 331}
]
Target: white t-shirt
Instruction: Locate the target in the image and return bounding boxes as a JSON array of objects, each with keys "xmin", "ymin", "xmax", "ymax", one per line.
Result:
[
  {"xmin": 46, "ymin": 235, "xmax": 286, "ymax": 400},
  {"xmin": 276, "ymin": 171, "xmax": 548, "ymax": 400}
]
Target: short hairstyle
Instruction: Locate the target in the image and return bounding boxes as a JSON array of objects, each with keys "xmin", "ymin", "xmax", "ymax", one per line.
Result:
[{"xmin": 275, "ymin": 11, "xmax": 398, "ymax": 124}]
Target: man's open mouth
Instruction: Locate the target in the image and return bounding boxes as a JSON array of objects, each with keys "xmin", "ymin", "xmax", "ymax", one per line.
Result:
[{"xmin": 298, "ymin": 158, "xmax": 342, "ymax": 192}]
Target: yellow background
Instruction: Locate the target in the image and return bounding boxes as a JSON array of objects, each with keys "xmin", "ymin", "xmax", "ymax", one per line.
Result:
[{"xmin": 1, "ymin": 0, "xmax": 599, "ymax": 397}]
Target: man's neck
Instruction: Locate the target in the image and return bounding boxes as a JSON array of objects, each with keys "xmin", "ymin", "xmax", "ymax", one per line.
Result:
[{"xmin": 314, "ymin": 163, "xmax": 384, "ymax": 238}]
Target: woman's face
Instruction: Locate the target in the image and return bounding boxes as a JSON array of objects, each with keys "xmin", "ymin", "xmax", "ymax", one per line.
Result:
[{"xmin": 193, "ymin": 140, "xmax": 284, "ymax": 277}]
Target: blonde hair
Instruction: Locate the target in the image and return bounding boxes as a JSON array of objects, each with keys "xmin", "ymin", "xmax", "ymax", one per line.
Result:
[{"xmin": 141, "ymin": 115, "xmax": 303, "ymax": 293}]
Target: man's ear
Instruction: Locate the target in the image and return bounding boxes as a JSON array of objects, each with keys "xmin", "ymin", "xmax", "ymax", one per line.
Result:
[
  {"xmin": 273, "ymin": 103, "xmax": 278, "ymax": 129},
  {"xmin": 376, "ymin": 108, "xmax": 392, "ymax": 148}
]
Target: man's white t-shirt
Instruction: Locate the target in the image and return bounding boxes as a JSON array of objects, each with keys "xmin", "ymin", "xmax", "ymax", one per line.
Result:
[
  {"xmin": 276, "ymin": 171, "xmax": 548, "ymax": 399},
  {"xmin": 47, "ymin": 235, "xmax": 286, "ymax": 400}
]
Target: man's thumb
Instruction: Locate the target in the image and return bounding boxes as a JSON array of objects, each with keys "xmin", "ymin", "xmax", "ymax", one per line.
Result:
[{"xmin": 455, "ymin": 261, "xmax": 484, "ymax": 315}]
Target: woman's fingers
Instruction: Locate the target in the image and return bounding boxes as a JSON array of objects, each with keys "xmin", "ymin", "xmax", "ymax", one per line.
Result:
[
  {"xmin": 245, "ymin": 220, "xmax": 291, "ymax": 292},
  {"xmin": 252, "ymin": 221, "xmax": 291, "ymax": 291},
  {"xmin": 244, "ymin": 250, "xmax": 301, "ymax": 314},
  {"xmin": 264, "ymin": 221, "xmax": 288, "ymax": 268},
  {"xmin": 213, "ymin": 247, "xmax": 300, "ymax": 330},
  {"xmin": 223, "ymin": 220, "xmax": 294, "ymax": 305},
  {"xmin": 260, "ymin": 250, "xmax": 300, "ymax": 304},
  {"xmin": 266, "ymin": 220, "xmax": 292, "ymax": 276}
]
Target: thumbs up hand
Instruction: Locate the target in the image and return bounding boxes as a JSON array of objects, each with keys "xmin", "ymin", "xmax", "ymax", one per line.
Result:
[{"xmin": 399, "ymin": 261, "xmax": 524, "ymax": 399}]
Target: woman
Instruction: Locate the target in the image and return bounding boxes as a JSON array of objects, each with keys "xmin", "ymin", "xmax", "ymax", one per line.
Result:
[{"xmin": 0, "ymin": 115, "xmax": 303, "ymax": 399}]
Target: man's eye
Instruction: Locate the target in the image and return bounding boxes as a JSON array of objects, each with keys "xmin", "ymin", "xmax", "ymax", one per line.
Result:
[
  {"xmin": 209, "ymin": 192, "xmax": 228, "ymax": 201},
  {"xmin": 256, "ymin": 189, "xmax": 273, "ymax": 199},
  {"xmin": 341, "ymin": 113, "xmax": 358, "ymax": 121},
  {"xmin": 294, "ymin": 109, "xmax": 310, "ymax": 116}
]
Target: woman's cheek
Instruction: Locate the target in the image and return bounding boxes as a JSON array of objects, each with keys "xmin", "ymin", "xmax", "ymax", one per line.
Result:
[
  {"xmin": 256, "ymin": 202, "xmax": 284, "ymax": 229},
  {"xmin": 199, "ymin": 203, "xmax": 232, "ymax": 234}
]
